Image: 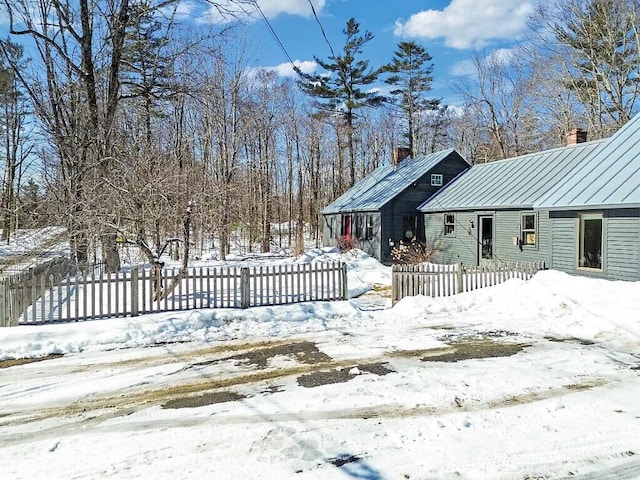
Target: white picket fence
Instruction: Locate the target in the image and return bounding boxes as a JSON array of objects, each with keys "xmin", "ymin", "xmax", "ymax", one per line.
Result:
[
  {"xmin": 392, "ymin": 261, "xmax": 546, "ymax": 305},
  {"xmin": 0, "ymin": 262, "xmax": 348, "ymax": 326}
]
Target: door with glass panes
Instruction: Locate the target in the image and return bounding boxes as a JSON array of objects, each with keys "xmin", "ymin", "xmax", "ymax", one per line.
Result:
[{"xmin": 478, "ymin": 216, "xmax": 493, "ymax": 263}]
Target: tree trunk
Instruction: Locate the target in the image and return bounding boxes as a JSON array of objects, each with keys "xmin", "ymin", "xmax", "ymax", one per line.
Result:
[{"xmin": 103, "ymin": 233, "xmax": 121, "ymax": 273}]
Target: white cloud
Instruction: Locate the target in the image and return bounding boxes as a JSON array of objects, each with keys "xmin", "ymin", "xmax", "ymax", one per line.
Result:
[
  {"xmin": 251, "ymin": 59, "xmax": 318, "ymax": 78},
  {"xmin": 160, "ymin": 1, "xmax": 198, "ymax": 21},
  {"xmin": 199, "ymin": 0, "xmax": 325, "ymax": 24},
  {"xmin": 445, "ymin": 104, "xmax": 465, "ymax": 117},
  {"xmin": 450, "ymin": 48, "xmax": 516, "ymax": 78},
  {"xmin": 451, "ymin": 59, "xmax": 476, "ymax": 77},
  {"xmin": 275, "ymin": 59, "xmax": 317, "ymax": 77},
  {"xmin": 488, "ymin": 47, "xmax": 516, "ymax": 65},
  {"xmin": 394, "ymin": 0, "xmax": 534, "ymax": 49},
  {"xmin": 258, "ymin": 0, "xmax": 325, "ymax": 18}
]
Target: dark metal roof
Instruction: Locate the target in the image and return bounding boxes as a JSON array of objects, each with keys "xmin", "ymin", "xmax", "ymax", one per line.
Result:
[
  {"xmin": 322, "ymin": 148, "xmax": 465, "ymax": 214},
  {"xmin": 538, "ymin": 113, "xmax": 640, "ymax": 210},
  {"xmin": 419, "ymin": 140, "xmax": 605, "ymax": 213}
]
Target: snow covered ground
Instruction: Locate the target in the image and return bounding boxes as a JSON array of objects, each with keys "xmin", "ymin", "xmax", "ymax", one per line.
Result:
[
  {"xmin": 1, "ymin": 248, "xmax": 639, "ymax": 480},
  {"xmin": 0, "ymin": 226, "xmax": 69, "ymax": 277}
]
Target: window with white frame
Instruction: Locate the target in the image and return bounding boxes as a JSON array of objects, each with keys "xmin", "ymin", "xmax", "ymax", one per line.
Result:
[
  {"xmin": 521, "ymin": 213, "xmax": 537, "ymax": 247},
  {"xmin": 365, "ymin": 215, "xmax": 374, "ymax": 240},
  {"xmin": 444, "ymin": 213, "xmax": 455, "ymax": 236},
  {"xmin": 578, "ymin": 213, "xmax": 603, "ymax": 270},
  {"xmin": 431, "ymin": 173, "xmax": 443, "ymax": 186}
]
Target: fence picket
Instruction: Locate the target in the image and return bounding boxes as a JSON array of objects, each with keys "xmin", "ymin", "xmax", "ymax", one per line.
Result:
[
  {"xmin": 40, "ymin": 274, "xmax": 46, "ymax": 323},
  {"xmin": 30, "ymin": 274, "xmax": 36, "ymax": 323},
  {"xmin": 276, "ymin": 265, "xmax": 282, "ymax": 304},
  {"xmin": 116, "ymin": 273, "xmax": 122, "ymax": 317},
  {"xmin": 47, "ymin": 275, "xmax": 54, "ymax": 323},
  {"xmin": 205, "ymin": 268, "xmax": 211, "ymax": 308}
]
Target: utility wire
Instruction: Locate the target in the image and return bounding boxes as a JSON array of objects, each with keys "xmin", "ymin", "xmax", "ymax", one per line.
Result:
[
  {"xmin": 306, "ymin": 0, "xmax": 336, "ymax": 59},
  {"xmin": 250, "ymin": 0, "xmax": 300, "ymax": 76}
]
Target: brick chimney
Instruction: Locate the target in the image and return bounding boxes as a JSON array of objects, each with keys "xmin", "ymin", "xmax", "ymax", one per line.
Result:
[
  {"xmin": 566, "ymin": 128, "xmax": 587, "ymax": 145},
  {"xmin": 393, "ymin": 147, "xmax": 412, "ymax": 165}
]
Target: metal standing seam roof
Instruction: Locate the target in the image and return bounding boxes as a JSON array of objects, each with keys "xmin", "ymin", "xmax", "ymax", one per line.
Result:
[
  {"xmin": 537, "ymin": 113, "xmax": 640, "ymax": 210},
  {"xmin": 322, "ymin": 148, "xmax": 463, "ymax": 214},
  {"xmin": 418, "ymin": 140, "xmax": 606, "ymax": 213}
]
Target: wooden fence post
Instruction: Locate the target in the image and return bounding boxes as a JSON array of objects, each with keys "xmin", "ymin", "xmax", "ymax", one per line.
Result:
[
  {"xmin": 240, "ymin": 267, "xmax": 250, "ymax": 309},
  {"xmin": 456, "ymin": 263, "xmax": 463, "ymax": 294},
  {"xmin": 131, "ymin": 269, "xmax": 139, "ymax": 317},
  {"xmin": 341, "ymin": 262, "xmax": 348, "ymax": 300},
  {"xmin": 391, "ymin": 265, "xmax": 397, "ymax": 306},
  {"xmin": 0, "ymin": 279, "xmax": 7, "ymax": 327}
]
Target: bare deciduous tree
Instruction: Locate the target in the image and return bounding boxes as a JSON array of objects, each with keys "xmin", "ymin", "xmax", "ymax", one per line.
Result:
[{"xmin": 530, "ymin": 0, "xmax": 640, "ymax": 136}]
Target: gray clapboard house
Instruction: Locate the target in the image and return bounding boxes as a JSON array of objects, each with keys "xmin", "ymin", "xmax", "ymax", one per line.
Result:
[
  {"xmin": 419, "ymin": 137, "xmax": 604, "ymax": 268},
  {"xmin": 322, "ymin": 148, "xmax": 470, "ymax": 263},
  {"xmin": 419, "ymin": 115, "xmax": 640, "ymax": 281},
  {"xmin": 536, "ymin": 113, "xmax": 640, "ymax": 281}
]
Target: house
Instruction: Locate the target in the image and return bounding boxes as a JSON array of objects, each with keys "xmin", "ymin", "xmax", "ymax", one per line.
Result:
[
  {"xmin": 322, "ymin": 148, "xmax": 471, "ymax": 263},
  {"xmin": 418, "ymin": 136, "xmax": 604, "ymax": 268},
  {"xmin": 536, "ymin": 114, "xmax": 640, "ymax": 281},
  {"xmin": 419, "ymin": 115, "xmax": 640, "ymax": 281}
]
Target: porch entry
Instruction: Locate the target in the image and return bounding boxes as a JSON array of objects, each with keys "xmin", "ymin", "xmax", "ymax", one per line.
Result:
[
  {"xmin": 341, "ymin": 215, "xmax": 352, "ymax": 237},
  {"xmin": 402, "ymin": 215, "xmax": 416, "ymax": 242},
  {"xmin": 478, "ymin": 215, "xmax": 493, "ymax": 263}
]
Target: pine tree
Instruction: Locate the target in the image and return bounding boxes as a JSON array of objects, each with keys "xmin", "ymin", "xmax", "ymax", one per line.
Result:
[
  {"xmin": 121, "ymin": 1, "xmax": 176, "ymax": 145},
  {"xmin": 297, "ymin": 18, "xmax": 384, "ymax": 193},
  {"xmin": 382, "ymin": 41, "xmax": 440, "ymax": 155},
  {"xmin": 0, "ymin": 40, "xmax": 29, "ymax": 241}
]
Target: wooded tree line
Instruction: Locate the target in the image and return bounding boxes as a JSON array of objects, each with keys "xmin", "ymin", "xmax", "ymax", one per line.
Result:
[{"xmin": 0, "ymin": 0, "xmax": 638, "ymax": 272}]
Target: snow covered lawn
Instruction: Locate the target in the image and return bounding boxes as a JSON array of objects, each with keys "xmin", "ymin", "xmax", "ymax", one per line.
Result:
[{"xmin": 0, "ymin": 251, "xmax": 639, "ymax": 479}]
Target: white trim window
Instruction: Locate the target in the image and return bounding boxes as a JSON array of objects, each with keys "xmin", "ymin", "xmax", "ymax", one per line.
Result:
[
  {"xmin": 365, "ymin": 215, "xmax": 374, "ymax": 240},
  {"xmin": 444, "ymin": 213, "xmax": 455, "ymax": 236},
  {"xmin": 578, "ymin": 213, "xmax": 603, "ymax": 270},
  {"xmin": 431, "ymin": 173, "xmax": 443, "ymax": 187},
  {"xmin": 520, "ymin": 213, "xmax": 537, "ymax": 247}
]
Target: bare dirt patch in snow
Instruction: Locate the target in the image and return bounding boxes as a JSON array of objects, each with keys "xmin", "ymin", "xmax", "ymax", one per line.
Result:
[
  {"xmin": 162, "ymin": 391, "xmax": 246, "ymax": 409},
  {"xmin": 421, "ymin": 337, "xmax": 529, "ymax": 363},
  {"xmin": 226, "ymin": 340, "xmax": 332, "ymax": 368},
  {"xmin": 296, "ymin": 362, "xmax": 394, "ymax": 388},
  {"xmin": 0, "ymin": 353, "xmax": 64, "ymax": 369}
]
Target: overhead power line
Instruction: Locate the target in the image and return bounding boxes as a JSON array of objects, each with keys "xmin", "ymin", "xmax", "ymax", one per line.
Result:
[
  {"xmin": 250, "ymin": 0, "xmax": 300, "ymax": 76},
  {"xmin": 306, "ymin": 0, "xmax": 336, "ymax": 59}
]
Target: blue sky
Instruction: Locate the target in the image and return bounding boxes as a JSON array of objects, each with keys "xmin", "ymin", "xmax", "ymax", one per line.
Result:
[
  {"xmin": 223, "ymin": 0, "xmax": 538, "ymax": 106},
  {"xmin": 0, "ymin": 0, "xmax": 538, "ymax": 107}
]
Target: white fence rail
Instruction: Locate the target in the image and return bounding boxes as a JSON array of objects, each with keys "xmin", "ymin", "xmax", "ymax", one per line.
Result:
[
  {"xmin": 392, "ymin": 261, "xmax": 545, "ymax": 305},
  {"xmin": 0, "ymin": 262, "xmax": 348, "ymax": 326}
]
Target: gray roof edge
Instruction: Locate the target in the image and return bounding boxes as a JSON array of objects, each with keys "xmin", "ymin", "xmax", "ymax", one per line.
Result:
[
  {"xmin": 545, "ymin": 202, "xmax": 640, "ymax": 211},
  {"xmin": 321, "ymin": 206, "xmax": 379, "ymax": 215},
  {"xmin": 421, "ymin": 204, "xmax": 533, "ymax": 213}
]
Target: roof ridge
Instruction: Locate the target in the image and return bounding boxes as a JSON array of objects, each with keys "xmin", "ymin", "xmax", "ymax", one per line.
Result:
[{"xmin": 471, "ymin": 138, "xmax": 607, "ymax": 167}]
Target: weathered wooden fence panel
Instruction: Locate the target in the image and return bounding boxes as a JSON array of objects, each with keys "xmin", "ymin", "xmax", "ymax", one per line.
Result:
[
  {"xmin": 392, "ymin": 261, "xmax": 545, "ymax": 305},
  {"xmin": 0, "ymin": 261, "xmax": 348, "ymax": 326}
]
